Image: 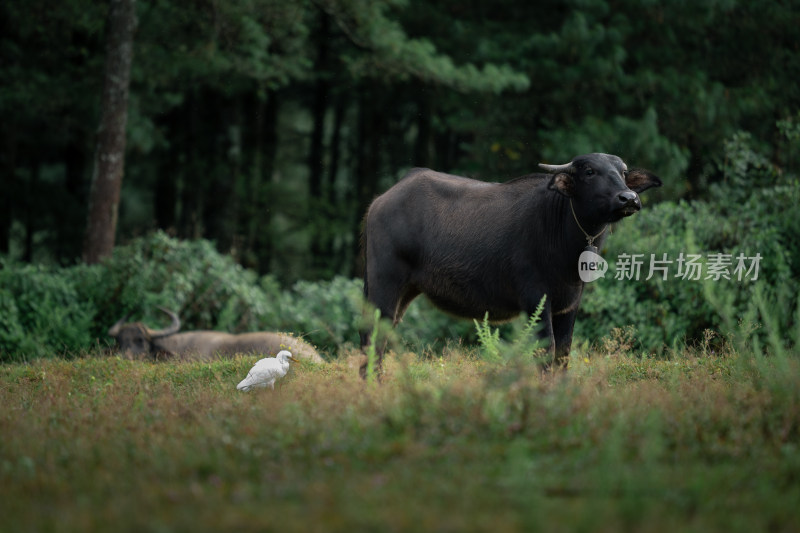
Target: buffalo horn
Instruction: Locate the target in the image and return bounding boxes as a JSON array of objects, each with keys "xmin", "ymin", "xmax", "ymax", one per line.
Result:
[
  {"xmin": 108, "ymin": 311, "xmax": 133, "ymax": 337},
  {"xmin": 147, "ymin": 307, "xmax": 182, "ymax": 338},
  {"xmin": 538, "ymin": 162, "xmax": 573, "ymax": 173}
]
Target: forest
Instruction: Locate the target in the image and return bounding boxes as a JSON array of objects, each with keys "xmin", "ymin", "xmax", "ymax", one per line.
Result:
[
  {"xmin": 1, "ymin": 0, "xmax": 800, "ymax": 358},
  {"xmin": 4, "ymin": 3, "xmax": 800, "ymax": 529}
]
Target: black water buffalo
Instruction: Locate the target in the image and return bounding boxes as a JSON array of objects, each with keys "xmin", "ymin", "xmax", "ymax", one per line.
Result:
[
  {"xmin": 108, "ymin": 307, "xmax": 324, "ymax": 363},
  {"xmin": 360, "ymin": 152, "xmax": 661, "ymax": 374}
]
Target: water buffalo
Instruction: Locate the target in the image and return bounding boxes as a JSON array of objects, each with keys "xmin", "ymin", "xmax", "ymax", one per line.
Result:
[
  {"xmin": 360, "ymin": 152, "xmax": 661, "ymax": 374},
  {"xmin": 108, "ymin": 307, "xmax": 324, "ymax": 363}
]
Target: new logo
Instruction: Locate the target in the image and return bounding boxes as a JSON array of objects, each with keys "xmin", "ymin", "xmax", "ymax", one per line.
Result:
[{"xmin": 578, "ymin": 249, "xmax": 608, "ymax": 283}]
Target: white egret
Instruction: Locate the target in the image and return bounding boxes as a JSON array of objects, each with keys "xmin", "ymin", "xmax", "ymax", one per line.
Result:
[{"xmin": 236, "ymin": 350, "xmax": 299, "ymax": 391}]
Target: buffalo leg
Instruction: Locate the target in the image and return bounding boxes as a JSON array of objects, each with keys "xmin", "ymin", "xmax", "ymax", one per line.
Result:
[
  {"xmin": 359, "ymin": 267, "xmax": 409, "ymax": 379},
  {"xmin": 359, "ymin": 311, "xmax": 394, "ymax": 380},
  {"xmin": 552, "ymin": 308, "xmax": 578, "ymax": 368}
]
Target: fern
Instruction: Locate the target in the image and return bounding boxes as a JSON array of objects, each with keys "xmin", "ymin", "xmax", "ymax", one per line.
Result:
[
  {"xmin": 474, "ymin": 313, "xmax": 501, "ymax": 363},
  {"xmin": 512, "ymin": 295, "xmax": 547, "ymax": 359},
  {"xmin": 474, "ymin": 294, "xmax": 547, "ymax": 365}
]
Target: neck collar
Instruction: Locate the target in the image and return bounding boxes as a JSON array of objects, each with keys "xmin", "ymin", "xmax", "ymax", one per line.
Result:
[{"xmin": 569, "ymin": 199, "xmax": 607, "ymax": 247}]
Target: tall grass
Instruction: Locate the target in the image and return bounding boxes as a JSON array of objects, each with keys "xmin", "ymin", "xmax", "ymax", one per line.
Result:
[{"xmin": 2, "ymin": 338, "xmax": 800, "ymax": 532}]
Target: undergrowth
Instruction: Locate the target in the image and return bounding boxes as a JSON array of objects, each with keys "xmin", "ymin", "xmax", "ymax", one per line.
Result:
[
  {"xmin": 474, "ymin": 295, "xmax": 547, "ymax": 365},
  {"xmin": 2, "ymin": 340, "xmax": 800, "ymax": 532}
]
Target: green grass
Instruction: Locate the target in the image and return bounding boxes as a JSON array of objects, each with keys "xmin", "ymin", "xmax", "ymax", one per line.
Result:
[{"xmin": 2, "ymin": 345, "xmax": 800, "ymax": 532}]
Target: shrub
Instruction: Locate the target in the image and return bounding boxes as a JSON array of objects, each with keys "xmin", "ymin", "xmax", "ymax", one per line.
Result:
[
  {"xmin": 0, "ymin": 261, "xmax": 99, "ymax": 360},
  {"xmin": 89, "ymin": 231, "xmax": 281, "ymax": 332},
  {"xmin": 2, "ymin": 125, "xmax": 797, "ymax": 361},
  {"xmin": 0, "ymin": 232, "xmax": 481, "ymax": 361},
  {"xmin": 576, "ymin": 127, "xmax": 800, "ymax": 353}
]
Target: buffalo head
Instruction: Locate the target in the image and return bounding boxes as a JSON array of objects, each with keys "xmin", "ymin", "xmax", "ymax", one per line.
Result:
[
  {"xmin": 541, "ymin": 153, "xmax": 661, "ymax": 224},
  {"xmin": 108, "ymin": 307, "xmax": 181, "ymax": 357}
]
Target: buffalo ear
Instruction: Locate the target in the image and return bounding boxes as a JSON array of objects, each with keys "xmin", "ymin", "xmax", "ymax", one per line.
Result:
[
  {"xmin": 548, "ymin": 172, "xmax": 575, "ymax": 197},
  {"xmin": 625, "ymin": 169, "xmax": 662, "ymax": 193}
]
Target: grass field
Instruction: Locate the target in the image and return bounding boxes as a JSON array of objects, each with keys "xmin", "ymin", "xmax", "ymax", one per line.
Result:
[{"xmin": 2, "ymin": 340, "xmax": 800, "ymax": 532}]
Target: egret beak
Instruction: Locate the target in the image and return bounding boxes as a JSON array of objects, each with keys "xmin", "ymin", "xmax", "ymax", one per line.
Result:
[{"xmin": 288, "ymin": 356, "xmax": 300, "ymax": 363}]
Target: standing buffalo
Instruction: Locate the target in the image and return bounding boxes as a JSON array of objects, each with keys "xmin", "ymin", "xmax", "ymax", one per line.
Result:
[
  {"xmin": 360, "ymin": 153, "xmax": 661, "ymax": 373},
  {"xmin": 108, "ymin": 307, "xmax": 324, "ymax": 363}
]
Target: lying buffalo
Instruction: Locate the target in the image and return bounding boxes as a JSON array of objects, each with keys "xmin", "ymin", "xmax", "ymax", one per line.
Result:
[
  {"xmin": 108, "ymin": 307, "xmax": 324, "ymax": 363},
  {"xmin": 360, "ymin": 153, "xmax": 661, "ymax": 373}
]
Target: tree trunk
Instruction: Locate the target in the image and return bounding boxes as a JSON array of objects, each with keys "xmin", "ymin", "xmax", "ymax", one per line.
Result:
[
  {"xmin": 325, "ymin": 94, "xmax": 347, "ymax": 272},
  {"xmin": 154, "ymin": 107, "xmax": 179, "ymax": 231},
  {"xmin": 327, "ymin": 95, "xmax": 346, "ymax": 207},
  {"xmin": 248, "ymin": 90, "xmax": 279, "ymax": 274},
  {"xmin": 351, "ymin": 85, "xmax": 385, "ymax": 276},
  {"xmin": 23, "ymin": 164, "xmax": 37, "ymax": 263},
  {"xmin": 178, "ymin": 90, "xmax": 204, "ymax": 239},
  {"xmin": 308, "ymin": 12, "xmax": 331, "ymax": 274},
  {"xmin": 205, "ymin": 97, "xmax": 241, "ymax": 253},
  {"xmin": 307, "ymin": 28, "xmax": 329, "ymax": 202},
  {"xmin": 82, "ymin": 0, "xmax": 137, "ymax": 264},
  {"xmin": 414, "ymin": 91, "xmax": 432, "ymax": 167},
  {"xmin": 60, "ymin": 141, "xmax": 88, "ymax": 262},
  {"xmin": 0, "ymin": 133, "xmax": 16, "ymax": 255}
]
